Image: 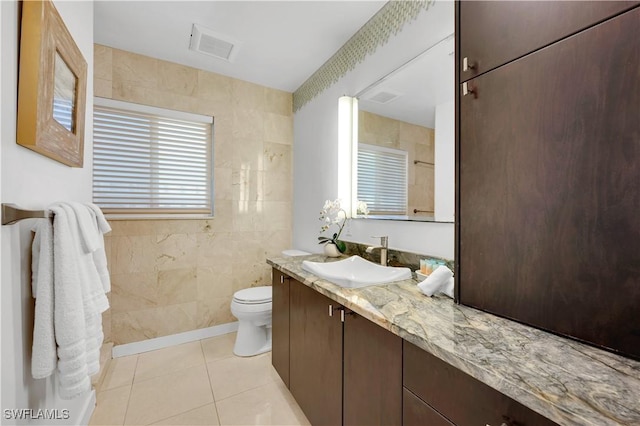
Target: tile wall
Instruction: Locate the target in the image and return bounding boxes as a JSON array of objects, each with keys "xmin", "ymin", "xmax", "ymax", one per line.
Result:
[
  {"xmin": 358, "ymin": 110, "xmax": 435, "ymax": 216},
  {"xmin": 95, "ymin": 45, "xmax": 293, "ymax": 345}
]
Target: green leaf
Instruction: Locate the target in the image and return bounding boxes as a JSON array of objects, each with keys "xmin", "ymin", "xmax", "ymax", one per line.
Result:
[{"xmin": 336, "ymin": 240, "xmax": 346, "ymax": 253}]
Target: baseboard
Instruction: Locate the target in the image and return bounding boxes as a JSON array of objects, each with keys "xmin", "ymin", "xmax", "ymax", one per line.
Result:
[
  {"xmin": 112, "ymin": 322, "xmax": 239, "ymax": 358},
  {"xmin": 78, "ymin": 390, "xmax": 96, "ymax": 426}
]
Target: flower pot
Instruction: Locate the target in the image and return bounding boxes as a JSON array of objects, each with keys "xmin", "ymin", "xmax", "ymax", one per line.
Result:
[{"xmin": 324, "ymin": 242, "xmax": 342, "ymax": 258}]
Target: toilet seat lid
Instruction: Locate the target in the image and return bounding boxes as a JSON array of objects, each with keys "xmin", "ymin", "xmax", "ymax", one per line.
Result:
[{"xmin": 233, "ymin": 286, "xmax": 272, "ymax": 304}]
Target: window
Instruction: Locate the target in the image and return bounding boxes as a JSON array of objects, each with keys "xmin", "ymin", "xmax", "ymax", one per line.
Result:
[
  {"xmin": 93, "ymin": 98, "xmax": 213, "ymax": 216},
  {"xmin": 357, "ymin": 143, "xmax": 408, "ymax": 215}
]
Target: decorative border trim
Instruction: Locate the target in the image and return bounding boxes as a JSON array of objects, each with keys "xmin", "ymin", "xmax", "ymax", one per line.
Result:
[
  {"xmin": 112, "ymin": 321, "xmax": 239, "ymax": 358},
  {"xmin": 293, "ymin": 0, "xmax": 434, "ymax": 112}
]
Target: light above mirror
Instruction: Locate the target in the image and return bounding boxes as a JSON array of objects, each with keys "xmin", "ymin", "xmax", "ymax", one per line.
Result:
[{"xmin": 353, "ymin": 32, "xmax": 455, "ymax": 223}]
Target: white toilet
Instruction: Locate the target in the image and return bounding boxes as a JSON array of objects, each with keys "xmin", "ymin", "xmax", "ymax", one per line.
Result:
[
  {"xmin": 231, "ymin": 286, "xmax": 273, "ymax": 357},
  {"xmin": 231, "ymin": 250, "xmax": 310, "ymax": 357}
]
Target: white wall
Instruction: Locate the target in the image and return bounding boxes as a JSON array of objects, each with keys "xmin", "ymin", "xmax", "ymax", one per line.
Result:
[
  {"xmin": 434, "ymin": 101, "xmax": 455, "ymax": 222},
  {"xmin": 1, "ymin": 1, "xmax": 95, "ymax": 424},
  {"xmin": 293, "ymin": 2, "xmax": 455, "ymax": 259}
]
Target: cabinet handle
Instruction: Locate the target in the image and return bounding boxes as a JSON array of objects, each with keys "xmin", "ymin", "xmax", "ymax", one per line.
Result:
[
  {"xmin": 341, "ymin": 309, "xmax": 345, "ymax": 322},
  {"xmin": 329, "ymin": 304, "xmax": 334, "ymax": 317},
  {"xmin": 463, "ymin": 57, "xmax": 476, "ymax": 72},
  {"xmin": 462, "ymin": 82, "xmax": 477, "ymax": 98},
  {"xmin": 280, "ymin": 275, "xmax": 284, "ymax": 284}
]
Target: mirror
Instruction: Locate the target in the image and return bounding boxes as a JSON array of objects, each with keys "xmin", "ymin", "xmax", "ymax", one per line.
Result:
[{"xmin": 354, "ymin": 32, "xmax": 455, "ymax": 223}]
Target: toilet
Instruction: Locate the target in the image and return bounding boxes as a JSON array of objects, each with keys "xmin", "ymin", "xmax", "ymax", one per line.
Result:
[
  {"xmin": 231, "ymin": 286, "xmax": 273, "ymax": 357},
  {"xmin": 231, "ymin": 249, "xmax": 310, "ymax": 357}
]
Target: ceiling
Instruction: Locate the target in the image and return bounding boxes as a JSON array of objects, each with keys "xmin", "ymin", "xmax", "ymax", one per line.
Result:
[{"xmin": 93, "ymin": 1, "xmax": 387, "ymax": 93}]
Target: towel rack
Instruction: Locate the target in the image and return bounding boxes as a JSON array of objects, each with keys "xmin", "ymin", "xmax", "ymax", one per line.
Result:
[
  {"xmin": 1, "ymin": 203, "xmax": 51, "ymax": 225},
  {"xmin": 413, "ymin": 209, "xmax": 433, "ymax": 214},
  {"xmin": 414, "ymin": 160, "xmax": 434, "ymax": 166}
]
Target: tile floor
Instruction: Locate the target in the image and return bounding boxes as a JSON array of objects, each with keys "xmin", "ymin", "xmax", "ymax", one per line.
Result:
[{"xmin": 89, "ymin": 333, "xmax": 310, "ymax": 426}]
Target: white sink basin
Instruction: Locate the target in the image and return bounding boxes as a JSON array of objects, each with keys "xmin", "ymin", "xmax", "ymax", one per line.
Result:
[{"xmin": 301, "ymin": 255, "xmax": 412, "ymax": 288}]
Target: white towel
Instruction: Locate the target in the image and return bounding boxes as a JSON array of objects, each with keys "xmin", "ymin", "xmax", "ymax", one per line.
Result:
[
  {"xmin": 31, "ymin": 217, "xmax": 57, "ymax": 379},
  {"xmin": 31, "ymin": 202, "xmax": 111, "ymax": 399},
  {"xmin": 418, "ymin": 265, "xmax": 454, "ymax": 298}
]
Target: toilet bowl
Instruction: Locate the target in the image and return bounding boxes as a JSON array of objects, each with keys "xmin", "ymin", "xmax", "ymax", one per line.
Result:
[{"xmin": 230, "ymin": 286, "xmax": 273, "ymax": 357}]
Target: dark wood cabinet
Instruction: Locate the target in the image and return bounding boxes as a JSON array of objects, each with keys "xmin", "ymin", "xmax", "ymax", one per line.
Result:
[
  {"xmin": 343, "ymin": 312, "xmax": 402, "ymax": 426},
  {"xmin": 457, "ymin": 4, "xmax": 640, "ymax": 359},
  {"xmin": 403, "ymin": 341, "xmax": 556, "ymax": 426},
  {"xmin": 289, "ymin": 280, "xmax": 343, "ymax": 426},
  {"xmin": 271, "ymin": 269, "xmax": 290, "ymax": 387},
  {"xmin": 459, "ymin": 1, "xmax": 638, "ymax": 81},
  {"xmin": 403, "ymin": 388, "xmax": 453, "ymax": 426},
  {"xmin": 276, "ymin": 271, "xmax": 402, "ymax": 426}
]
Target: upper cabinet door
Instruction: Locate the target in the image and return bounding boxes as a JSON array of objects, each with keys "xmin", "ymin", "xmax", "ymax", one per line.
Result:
[
  {"xmin": 459, "ymin": 1, "xmax": 639, "ymax": 81},
  {"xmin": 458, "ymin": 7, "xmax": 640, "ymax": 359}
]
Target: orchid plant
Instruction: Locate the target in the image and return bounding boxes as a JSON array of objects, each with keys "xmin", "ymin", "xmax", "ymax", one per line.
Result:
[{"xmin": 318, "ymin": 199, "xmax": 369, "ymax": 253}]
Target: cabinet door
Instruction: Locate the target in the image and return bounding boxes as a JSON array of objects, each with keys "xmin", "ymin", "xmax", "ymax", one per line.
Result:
[
  {"xmin": 458, "ymin": 8, "xmax": 640, "ymax": 358},
  {"xmin": 459, "ymin": 1, "xmax": 638, "ymax": 81},
  {"xmin": 403, "ymin": 388, "xmax": 453, "ymax": 426},
  {"xmin": 343, "ymin": 313, "xmax": 402, "ymax": 426},
  {"xmin": 271, "ymin": 268, "xmax": 290, "ymax": 387},
  {"xmin": 289, "ymin": 281, "xmax": 343, "ymax": 426}
]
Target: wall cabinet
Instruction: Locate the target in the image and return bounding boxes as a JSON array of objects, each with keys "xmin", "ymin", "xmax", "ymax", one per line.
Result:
[
  {"xmin": 459, "ymin": 1, "xmax": 638, "ymax": 81},
  {"xmin": 457, "ymin": 3, "xmax": 640, "ymax": 359}
]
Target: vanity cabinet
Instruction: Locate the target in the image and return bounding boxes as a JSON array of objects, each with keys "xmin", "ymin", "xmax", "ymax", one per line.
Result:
[
  {"xmin": 403, "ymin": 341, "xmax": 556, "ymax": 426},
  {"xmin": 459, "ymin": 1, "xmax": 638, "ymax": 81},
  {"xmin": 457, "ymin": 4, "xmax": 640, "ymax": 358},
  {"xmin": 271, "ymin": 269, "xmax": 290, "ymax": 387},
  {"xmin": 273, "ymin": 269, "xmax": 402, "ymax": 426},
  {"xmin": 289, "ymin": 279, "xmax": 343, "ymax": 426},
  {"xmin": 343, "ymin": 310, "xmax": 402, "ymax": 426}
]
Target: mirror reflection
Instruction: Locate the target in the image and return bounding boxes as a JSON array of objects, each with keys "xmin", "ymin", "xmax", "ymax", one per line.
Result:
[
  {"xmin": 355, "ymin": 33, "xmax": 455, "ymax": 222},
  {"xmin": 53, "ymin": 51, "xmax": 78, "ymax": 133}
]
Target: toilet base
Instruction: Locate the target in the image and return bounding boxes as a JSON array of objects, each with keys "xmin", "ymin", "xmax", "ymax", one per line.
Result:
[{"xmin": 233, "ymin": 323, "xmax": 272, "ymax": 357}]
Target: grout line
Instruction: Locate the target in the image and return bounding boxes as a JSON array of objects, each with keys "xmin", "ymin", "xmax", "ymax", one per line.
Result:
[
  {"xmin": 121, "ymin": 355, "xmax": 140, "ymax": 426},
  {"xmin": 145, "ymin": 402, "xmax": 215, "ymax": 426},
  {"xmin": 200, "ymin": 339, "xmax": 222, "ymax": 425}
]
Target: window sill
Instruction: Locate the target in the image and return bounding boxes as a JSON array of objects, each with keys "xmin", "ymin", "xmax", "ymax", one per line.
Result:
[{"xmin": 105, "ymin": 214, "xmax": 215, "ymax": 221}]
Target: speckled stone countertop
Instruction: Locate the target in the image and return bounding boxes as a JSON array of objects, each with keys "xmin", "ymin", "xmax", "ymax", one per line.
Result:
[{"xmin": 267, "ymin": 254, "xmax": 640, "ymax": 426}]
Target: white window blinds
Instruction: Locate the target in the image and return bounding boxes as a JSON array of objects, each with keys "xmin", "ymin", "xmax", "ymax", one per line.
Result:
[
  {"xmin": 93, "ymin": 98, "xmax": 213, "ymax": 215},
  {"xmin": 357, "ymin": 143, "xmax": 408, "ymax": 215}
]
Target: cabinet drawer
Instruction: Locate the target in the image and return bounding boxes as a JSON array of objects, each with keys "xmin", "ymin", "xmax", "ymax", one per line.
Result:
[
  {"xmin": 403, "ymin": 341, "xmax": 557, "ymax": 426},
  {"xmin": 403, "ymin": 388, "xmax": 453, "ymax": 426},
  {"xmin": 459, "ymin": 1, "xmax": 638, "ymax": 81}
]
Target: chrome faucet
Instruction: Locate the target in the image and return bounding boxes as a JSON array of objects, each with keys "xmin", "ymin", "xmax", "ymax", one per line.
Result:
[{"xmin": 366, "ymin": 236, "xmax": 388, "ymax": 266}]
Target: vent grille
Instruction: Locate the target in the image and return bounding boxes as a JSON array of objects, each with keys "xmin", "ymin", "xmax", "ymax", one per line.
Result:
[
  {"xmin": 189, "ymin": 24, "xmax": 241, "ymax": 62},
  {"xmin": 365, "ymin": 90, "xmax": 401, "ymax": 104}
]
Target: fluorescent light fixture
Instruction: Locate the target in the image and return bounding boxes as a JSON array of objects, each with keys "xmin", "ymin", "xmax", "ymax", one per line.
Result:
[{"xmin": 338, "ymin": 96, "xmax": 358, "ymax": 218}]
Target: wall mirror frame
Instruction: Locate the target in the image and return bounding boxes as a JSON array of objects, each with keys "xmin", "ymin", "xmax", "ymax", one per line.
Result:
[
  {"xmin": 350, "ymin": 19, "xmax": 455, "ymax": 223},
  {"xmin": 17, "ymin": 0, "xmax": 87, "ymax": 168}
]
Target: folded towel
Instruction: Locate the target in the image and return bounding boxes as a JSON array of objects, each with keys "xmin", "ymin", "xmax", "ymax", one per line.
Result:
[
  {"xmin": 418, "ymin": 265, "xmax": 454, "ymax": 298},
  {"xmin": 31, "ymin": 202, "xmax": 112, "ymax": 399}
]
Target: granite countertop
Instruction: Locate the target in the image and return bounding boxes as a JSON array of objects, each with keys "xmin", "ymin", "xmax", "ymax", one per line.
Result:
[{"xmin": 267, "ymin": 254, "xmax": 640, "ymax": 426}]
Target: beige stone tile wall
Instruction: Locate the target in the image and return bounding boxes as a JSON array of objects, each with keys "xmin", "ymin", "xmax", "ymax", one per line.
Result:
[
  {"xmin": 95, "ymin": 45, "xmax": 293, "ymax": 345},
  {"xmin": 358, "ymin": 110, "xmax": 435, "ymax": 216}
]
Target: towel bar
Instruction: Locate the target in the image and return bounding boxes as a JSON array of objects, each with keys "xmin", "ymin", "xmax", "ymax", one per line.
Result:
[
  {"xmin": 1, "ymin": 203, "xmax": 51, "ymax": 225},
  {"xmin": 413, "ymin": 160, "xmax": 434, "ymax": 166},
  {"xmin": 413, "ymin": 209, "xmax": 433, "ymax": 214}
]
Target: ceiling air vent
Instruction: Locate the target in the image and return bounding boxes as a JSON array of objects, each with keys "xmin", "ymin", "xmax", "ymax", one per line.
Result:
[
  {"xmin": 189, "ymin": 24, "xmax": 242, "ymax": 62},
  {"xmin": 364, "ymin": 90, "xmax": 402, "ymax": 104}
]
